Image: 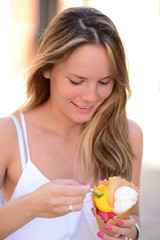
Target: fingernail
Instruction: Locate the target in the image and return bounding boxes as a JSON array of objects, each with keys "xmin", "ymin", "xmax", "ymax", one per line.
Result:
[
  {"xmin": 79, "ymin": 182, "xmax": 86, "ymax": 185},
  {"xmin": 97, "ymin": 232, "xmax": 104, "ymax": 238},
  {"xmin": 117, "ymin": 220, "xmax": 124, "ymax": 225},
  {"xmin": 105, "ymin": 225, "xmax": 112, "ymax": 230}
]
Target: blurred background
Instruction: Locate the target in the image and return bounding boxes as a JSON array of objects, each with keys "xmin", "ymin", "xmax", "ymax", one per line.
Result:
[{"xmin": 0, "ymin": 0, "xmax": 160, "ymax": 239}]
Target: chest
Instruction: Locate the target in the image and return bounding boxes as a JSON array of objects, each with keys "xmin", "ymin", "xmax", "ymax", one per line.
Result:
[
  {"xmin": 4, "ymin": 136, "xmax": 82, "ymax": 200},
  {"xmin": 27, "ymin": 131, "xmax": 82, "ymax": 181}
]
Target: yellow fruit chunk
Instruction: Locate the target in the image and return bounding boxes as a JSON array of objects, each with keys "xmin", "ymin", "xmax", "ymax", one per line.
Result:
[{"xmin": 94, "ymin": 185, "xmax": 112, "ymax": 212}]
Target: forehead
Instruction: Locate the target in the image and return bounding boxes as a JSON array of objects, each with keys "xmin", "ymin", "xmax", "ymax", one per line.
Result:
[{"xmin": 56, "ymin": 43, "xmax": 113, "ymax": 77}]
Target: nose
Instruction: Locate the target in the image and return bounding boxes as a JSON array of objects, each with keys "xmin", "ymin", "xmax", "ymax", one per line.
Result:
[{"xmin": 81, "ymin": 83, "xmax": 97, "ymax": 103}]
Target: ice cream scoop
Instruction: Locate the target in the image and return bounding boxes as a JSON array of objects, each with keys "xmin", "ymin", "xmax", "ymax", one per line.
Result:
[{"xmin": 113, "ymin": 186, "xmax": 138, "ymax": 214}]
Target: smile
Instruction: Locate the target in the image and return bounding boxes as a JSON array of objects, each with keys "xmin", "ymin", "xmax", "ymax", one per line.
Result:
[
  {"xmin": 77, "ymin": 105, "xmax": 91, "ymax": 109},
  {"xmin": 71, "ymin": 102, "xmax": 93, "ymax": 112}
]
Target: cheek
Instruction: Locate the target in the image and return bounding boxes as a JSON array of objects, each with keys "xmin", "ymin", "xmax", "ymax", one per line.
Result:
[
  {"xmin": 54, "ymin": 84, "xmax": 79, "ymax": 101},
  {"xmin": 59, "ymin": 81, "xmax": 82, "ymax": 99},
  {"xmin": 100, "ymin": 84, "xmax": 114, "ymax": 101},
  {"xmin": 60, "ymin": 87, "xmax": 77, "ymax": 100},
  {"xmin": 51, "ymin": 80, "xmax": 69, "ymax": 98}
]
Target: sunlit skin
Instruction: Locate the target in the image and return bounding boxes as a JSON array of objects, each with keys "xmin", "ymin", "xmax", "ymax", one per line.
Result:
[{"xmin": 43, "ymin": 43, "xmax": 114, "ymax": 126}]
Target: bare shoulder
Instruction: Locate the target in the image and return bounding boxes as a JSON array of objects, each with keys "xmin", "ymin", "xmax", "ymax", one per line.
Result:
[
  {"xmin": 128, "ymin": 119, "xmax": 143, "ymax": 137},
  {"xmin": 0, "ymin": 116, "xmax": 16, "ymax": 139},
  {"xmin": 0, "ymin": 116, "xmax": 16, "ymax": 185},
  {"xmin": 0, "ymin": 115, "xmax": 17, "ymax": 154},
  {"xmin": 128, "ymin": 119, "xmax": 143, "ymax": 164}
]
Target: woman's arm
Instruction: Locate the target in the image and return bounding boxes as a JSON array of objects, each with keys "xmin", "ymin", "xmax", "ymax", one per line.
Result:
[
  {"xmin": 0, "ymin": 118, "xmax": 91, "ymax": 239},
  {"xmin": 128, "ymin": 119, "xmax": 143, "ymax": 239},
  {"xmin": 0, "ymin": 194, "xmax": 34, "ymax": 239},
  {"xmin": 0, "ymin": 118, "xmax": 33, "ymax": 239},
  {"xmin": 96, "ymin": 120, "xmax": 143, "ymax": 240},
  {"xmin": 1, "ymin": 178, "xmax": 91, "ymax": 239},
  {"xmin": 0, "ymin": 180, "xmax": 90, "ymax": 239}
]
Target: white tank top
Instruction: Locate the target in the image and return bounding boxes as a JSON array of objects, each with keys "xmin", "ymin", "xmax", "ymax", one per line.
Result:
[{"xmin": 2, "ymin": 113, "xmax": 99, "ymax": 240}]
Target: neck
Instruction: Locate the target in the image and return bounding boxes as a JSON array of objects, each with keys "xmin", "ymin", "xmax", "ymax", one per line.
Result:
[{"xmin": 31, "ymin": 100, "xmax": 84, "ymax": 138}]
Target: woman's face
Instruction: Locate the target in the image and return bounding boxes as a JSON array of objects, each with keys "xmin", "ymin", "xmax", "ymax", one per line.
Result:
[{"xmin": 44, "ymin": 43, "xmax": 114, "ymax": 124}]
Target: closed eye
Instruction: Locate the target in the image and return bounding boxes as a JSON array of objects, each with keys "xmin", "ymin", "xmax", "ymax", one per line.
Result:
[
  {"xmin": 99, "ymin": 80, "xmax": 111, "ymax": 85},
  {"xmin": 69, "ymin": 79, "xmax": 82, "ymax": 85}
]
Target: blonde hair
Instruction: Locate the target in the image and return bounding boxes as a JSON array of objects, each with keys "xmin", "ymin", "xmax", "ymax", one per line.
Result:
[{"xmin": 20, "ymin": 7, "xmax": 132, "ymax": 182}]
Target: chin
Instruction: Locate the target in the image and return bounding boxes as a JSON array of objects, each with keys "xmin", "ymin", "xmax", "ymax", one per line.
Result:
[
  {"xmin": 76, "ymin": 119, "xmax": 92, "ymax": 124},
  {"xmin": 66, "ymin": 112, "xmax": 94, "ymax": 124}
]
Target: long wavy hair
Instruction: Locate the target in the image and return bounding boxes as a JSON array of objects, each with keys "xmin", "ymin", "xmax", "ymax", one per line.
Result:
[{"xmin": 20, "ymin": 7, "xmax": 133, "ymax": 182}]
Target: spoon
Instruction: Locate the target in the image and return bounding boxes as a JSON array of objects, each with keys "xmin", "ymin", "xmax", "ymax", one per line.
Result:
[{"xmin": 90, "ymin": 190, "xmax": 103, "ymax": 196}]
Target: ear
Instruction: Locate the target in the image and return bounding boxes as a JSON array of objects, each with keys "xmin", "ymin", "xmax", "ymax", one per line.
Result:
[{"xmin": 43, "ymin": 69, "xmax": 50, "ymax": 79}]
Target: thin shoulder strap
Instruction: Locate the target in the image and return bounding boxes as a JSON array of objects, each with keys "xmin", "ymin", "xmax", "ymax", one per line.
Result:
[
  {"xmin": 10, "ymin": 115, "xmax": 26, "ymax": 171},
  {"xmin": 20, "ymin": 112, "xmax": 31, "ymax": 162}
]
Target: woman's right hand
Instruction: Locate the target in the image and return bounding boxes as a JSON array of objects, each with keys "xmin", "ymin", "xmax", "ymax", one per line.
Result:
[{"xmin": 28, "ymin": 179, "xmax": 91, "ymax": 218}]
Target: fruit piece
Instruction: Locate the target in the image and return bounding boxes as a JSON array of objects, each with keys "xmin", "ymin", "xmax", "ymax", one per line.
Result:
[
  {"xmin": 109, "ymin": 212, "xmax": 116, "ymax": 219},
  {"xmin": 97, "ymin": 210, "xmax": 116, "ymax": 223},
  {"xmin": 97, "ymin": 210, "xmax": 110, "ymax": 223},
  {"xmin": 94, "ymin": 185, "xmax": 112, "ymax": 212}
]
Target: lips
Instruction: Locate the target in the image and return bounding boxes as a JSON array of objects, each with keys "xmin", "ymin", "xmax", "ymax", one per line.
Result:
[
  {"xmin": 76, "ymin": 104, "xmax": 92, "ymax": 109},
  {"xmin": 71, "ymin": 102, "xmax": 93, "ymax": 112}
]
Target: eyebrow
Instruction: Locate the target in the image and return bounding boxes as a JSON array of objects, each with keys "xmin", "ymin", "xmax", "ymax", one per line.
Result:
[{"xmin": 67, "ymin": 72, "xmax": 113, "ymax": 81}]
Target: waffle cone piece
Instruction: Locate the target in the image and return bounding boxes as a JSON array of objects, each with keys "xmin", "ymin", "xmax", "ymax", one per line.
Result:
[{"xmin": 91, "ymin": 177, "xmax": 140, "ymax": 236}]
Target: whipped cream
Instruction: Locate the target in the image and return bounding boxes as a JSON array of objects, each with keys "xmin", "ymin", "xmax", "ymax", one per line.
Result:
[{"xmin": 113, "ymin": 186, "xmax": 138, "ymax": 214}]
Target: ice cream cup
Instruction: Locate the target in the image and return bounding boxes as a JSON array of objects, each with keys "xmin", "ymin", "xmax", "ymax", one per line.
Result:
[{"xmin": 91, "ymin": 177, "xmax": 140, "ymax": 236}]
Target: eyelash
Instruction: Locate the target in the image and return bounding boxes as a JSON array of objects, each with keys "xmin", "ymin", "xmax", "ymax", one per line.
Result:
[
  {"xmin": 69, "ymin": 79, "xmax": 111, "ymax": 86},
  {"xmin": 99, "ymin": 80, "xmax": 110, "ymax": 85},
  {"xmin": 69, "ymin": 79, "xmax": 82, "ymax": 85}
]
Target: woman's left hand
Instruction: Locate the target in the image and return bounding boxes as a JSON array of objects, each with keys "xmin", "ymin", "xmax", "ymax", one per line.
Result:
[{"xmin": 97, "ymin": 215, "xmax": 137, "ymax": 239}]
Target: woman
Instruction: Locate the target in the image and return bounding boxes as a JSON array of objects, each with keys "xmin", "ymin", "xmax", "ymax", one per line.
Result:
[{"xmin": 0, "ymin": 7, "xmax": 143, "ymax": 240}]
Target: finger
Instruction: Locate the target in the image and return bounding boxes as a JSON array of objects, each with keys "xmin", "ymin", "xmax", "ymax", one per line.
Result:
[
  {"xmin": 66, "ymin": 202, "xmax": 84, "ymax": 213},
  {"xmin": 97, "ymin": 231, "xmax": 123, "ymax": 240},
  {"xmin": 49, "ymin": 192, "xmax": 88, "ymax": 214},
  {"xmin": 104, "ymin": 224, "xmax": 132, "ymax": 237},
  {"xmin": 117, "ymin": 216, "xmax": 136, "ymax": 228},
  {"xmin": 48, "ymin": 197, "xmax": 84, "ymax": 216},
  {"xmin": 53, "ymin": 184, "xmax": 91, "ymax": 197},
  {"xmin": 54, "ymin": 195, "xmax": 84, "ymax": 207},
  {"xmin": 57, "ymin": 201, "xmax": 84, "ymax": 215},
  {"xmin": 53, "ymin": 179, "xmax": 80, "ymax": 186},
  {"xmin": 91, "ymin": 207, "xmax": 95, "ymax": 216}
]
